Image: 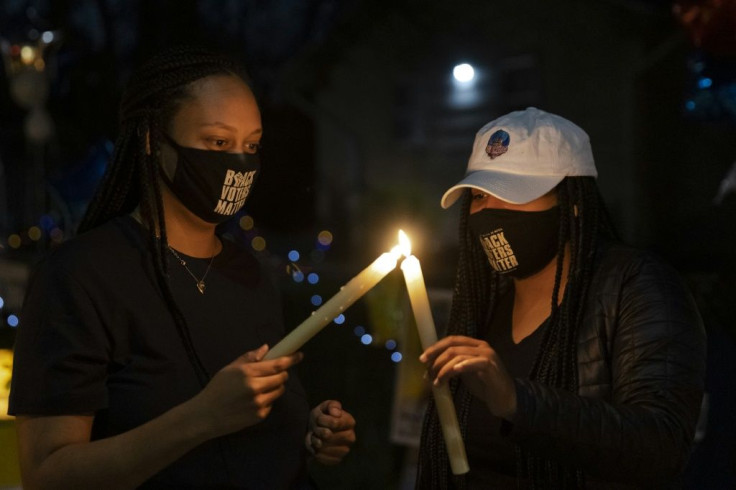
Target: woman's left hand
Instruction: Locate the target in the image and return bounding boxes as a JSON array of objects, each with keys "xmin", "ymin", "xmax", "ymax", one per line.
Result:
[
  {"xmin": 307, "ymin": 400, "xmax": 356, "ymax": 465},
  {"xmin": 420, "ymin": 335, "xmax": 517, "ymax": 418}
]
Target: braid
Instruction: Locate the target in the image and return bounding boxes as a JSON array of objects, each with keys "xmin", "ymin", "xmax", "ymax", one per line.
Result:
[
  {"xmin": 417, "ymin": 177, "xmax": 616, "ymax": 488},
  {"xmin": 78, "ymin": 45, "xmax": 251, "ymax": 386}
]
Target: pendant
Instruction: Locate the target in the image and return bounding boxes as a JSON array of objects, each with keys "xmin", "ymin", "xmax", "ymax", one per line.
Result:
[{"xmin": 197, "ymin": 281, "xmax": 206, "ymax": 294}]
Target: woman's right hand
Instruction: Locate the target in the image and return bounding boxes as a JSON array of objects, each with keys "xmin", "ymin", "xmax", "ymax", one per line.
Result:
[{"xmin": 191, "ymin": 344, "xmax": 303, "ymax": 438}]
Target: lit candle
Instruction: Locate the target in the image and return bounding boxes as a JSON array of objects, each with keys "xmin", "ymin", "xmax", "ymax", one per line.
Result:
[
  {"xmin": 265, "ymin": 244, "xmax": 402, "ymax": 360},
  {"xmin": 399, "ymin": 231, "xmax": 470, "ymax": 475}
]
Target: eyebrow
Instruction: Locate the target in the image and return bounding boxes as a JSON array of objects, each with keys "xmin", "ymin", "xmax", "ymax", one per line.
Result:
[{"xmin": 200, "ymin": 122, "xmax": 263, "ymax": 137}]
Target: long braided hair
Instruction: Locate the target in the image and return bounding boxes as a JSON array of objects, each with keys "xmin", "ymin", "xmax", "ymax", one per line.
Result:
[
  {"xmin": 416, "ymin": 176, "xmax": 617, "ymax": 489},
  {"xmin": 78, "ymin": 46, "xmax": 250, "ymax": 385}
]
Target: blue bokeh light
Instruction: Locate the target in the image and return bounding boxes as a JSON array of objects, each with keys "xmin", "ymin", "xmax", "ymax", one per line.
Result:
[
  {"xmin": 698, "ymin": 77, "xmax": 713, "ymax": 89},
  {"xmin": 7, "ymin": 315, "xmax": 19, "ymax": 327},
  {"xmin": 334, "ymin": 314, "xmax": 345, "ymax": 325},
  {"xmin": 288, "ymin": 250, "xmax": 300, "ymax": 262},
  {"xmin": 307, "ymin": 273, "xmax": 319, "ymax": 284},
  {"xmin": 0, "ymin": 296, "xmax": 4, "ymax": 309},
  {"xmin": 310, "ymin": 295, "xmax": 322, "ymax": 306},
  {"xmin": 391, "ymin": 352, "xmax": 403, "ymax": 363},
  {"xmin": 40, "ymin": 214, "xmax": 55, "ymax": 231},
  {"xmin": 385, "ymin": 339, "xmax": 397, "ymax": 350},
  {"xmin": 353, "ymin": 326, "xmax": 365, "ymax": 336},
  {"xmin": 292, "ymin": 271, "xmax": 305, "ymax": 283},
  {"xmin": 360, "ymin": 334, "xmax": 373, "ymax": 345}
]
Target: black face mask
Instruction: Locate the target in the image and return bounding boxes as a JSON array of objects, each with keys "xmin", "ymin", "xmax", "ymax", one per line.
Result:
[
  {"xmin": 159, "ymin": 133, "xmax": 260, "ymax": 224},
  {"xmin": 467, "ymin": 206, "xmax": 560, "ymax": 279}
]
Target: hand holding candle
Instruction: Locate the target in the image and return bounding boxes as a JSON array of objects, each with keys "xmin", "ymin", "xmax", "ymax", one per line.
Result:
[
  {"xmin": 265, "ymin": 243, "xmax": 402, "ymax": 360},
  {"xmin": 398, "ymin": 231, "xmax": 470, "ymax": 475}
]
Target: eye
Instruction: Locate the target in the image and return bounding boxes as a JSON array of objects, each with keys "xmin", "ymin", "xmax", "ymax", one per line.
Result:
[
  {"xmin": 205, "ymin": 138, "xmax": 230, "ymax": 150},
  {"xmin": 244, "ymin": 142, "xmax": 261, "ymax": 155}
]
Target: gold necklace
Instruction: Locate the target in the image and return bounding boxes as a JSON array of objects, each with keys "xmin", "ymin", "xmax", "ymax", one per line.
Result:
[{"xmin": 167, "ymin": 246, "xmax": 216, "ymax": 294}]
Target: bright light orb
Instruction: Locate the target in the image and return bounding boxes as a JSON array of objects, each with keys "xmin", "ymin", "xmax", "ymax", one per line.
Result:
[{"xmin": 453, "ymin": 63, "xmax": 475, "ymax": 83}]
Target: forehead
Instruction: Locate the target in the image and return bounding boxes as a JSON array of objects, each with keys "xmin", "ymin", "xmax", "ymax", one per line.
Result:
[{"xmin": 172, "ymin": 75, "xmax": 260, "ymax": 130}]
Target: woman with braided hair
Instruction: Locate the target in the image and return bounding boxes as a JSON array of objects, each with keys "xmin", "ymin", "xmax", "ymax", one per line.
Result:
[
  {"xmin": 416, "ymin": 108, "xmax": 706, "ymax": 488},
  {"xmin": 9, "ymin": 46, "xmax": 355, "ymax": 488}
]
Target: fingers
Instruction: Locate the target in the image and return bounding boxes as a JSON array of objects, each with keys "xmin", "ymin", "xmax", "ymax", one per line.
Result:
[
  {"xmin": 308, "ymin": 401, "xmax": 356, "ymax": 465},
  {"xmin": 314, "ymin": 443, "xmax": 351, "ymax": 465},
  {"xmin": 247, "ymin": 371, "xmax": 290, "ymax": 396},
  {"xmin": 433, "ymin": 354, "xmax": 478, "ymax": 385},
  {"xmin": 233, "ymin": 350, "xmax": 303, "ymax": 377},
  {"xmin": 242, "ymin": 344, "xmax": 269, "ymax": 362},
  {"xmin": 425, "ymin": 344, "xmax": 489, "ymax": 381},
  {"xmin": 251, "ymin": 384, "xmax": 286, "ymax": 417},
  {"xmin": 318, "ymin": 399, "xmax": 343, "ymax": 417},
  {"xmin": 312, "ymin": 401, "xmax": 355, "ymax": 432},
  {"xmin": 419, "ymin": 335, "xmax": 485, "ymax": 364}
]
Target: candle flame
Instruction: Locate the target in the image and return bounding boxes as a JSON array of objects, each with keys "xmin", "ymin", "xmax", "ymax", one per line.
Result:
[{"xmin": 398, "ymin": 230, "xmax": 411, "ymax": 257}]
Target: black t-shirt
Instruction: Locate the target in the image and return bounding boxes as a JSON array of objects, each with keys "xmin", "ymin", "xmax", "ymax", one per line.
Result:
[
  {"xmin": 9, "ymin": 216, "xmax": 312, "ymax": 489},
  {"xmin": 465, "ymin": 286, "xmax": 548, "ymax": 488}
]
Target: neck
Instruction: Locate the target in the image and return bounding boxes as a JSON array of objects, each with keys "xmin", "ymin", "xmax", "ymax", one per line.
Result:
[
  {"xmin": 512, "ymin": 244, "xmax": 570, "ymax": 307},
  {"xmin": 161, "ymin": 187, "xmax": 221, "ymax": 258}
]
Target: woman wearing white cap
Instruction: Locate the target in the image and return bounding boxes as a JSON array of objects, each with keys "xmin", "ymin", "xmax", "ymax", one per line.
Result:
[{"xmin": 416, "ymin": 108, "xmax": 706, "ymax": 488}]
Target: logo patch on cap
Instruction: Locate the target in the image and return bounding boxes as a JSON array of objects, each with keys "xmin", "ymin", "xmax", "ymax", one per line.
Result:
[{"xmin": 485, "ymin": 130, "xmax": 510, "ymax": 159}]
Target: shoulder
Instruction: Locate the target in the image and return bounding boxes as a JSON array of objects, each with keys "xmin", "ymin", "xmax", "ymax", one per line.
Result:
[
  {"xmin": 592, "ymin": 239, "xmax": 683, "ymax": 291},
  {"xmin": 31, "ymin": 216, "xmax": 145, "ymax": 285},
  {"xmin": 590, "ymin": 239, "xmax": 704, "ymax": 335}
]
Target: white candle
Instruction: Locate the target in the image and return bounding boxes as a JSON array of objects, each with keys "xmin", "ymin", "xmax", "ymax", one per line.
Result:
[
  {"xmin": 400, "ymin": 251, "xmax": 470, "ymax": 475},
  {"xmin": 265, "ymin": 246, "xmax": 402, "ymax": 360}
]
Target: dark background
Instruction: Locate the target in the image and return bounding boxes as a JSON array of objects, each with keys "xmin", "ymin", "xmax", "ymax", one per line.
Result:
[{"xmin": 1, "ymin": 0, "xmax": 735, "ymax": 488}]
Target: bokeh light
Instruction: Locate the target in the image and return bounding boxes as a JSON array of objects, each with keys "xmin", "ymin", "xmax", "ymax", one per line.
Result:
[
  {"xmin": 7, "ymin": 315, "xmax": 19, "ymax": 328},
  {"xmin": 385, "ymin": 339, "xmax": 397, "ymax": 350},
  {"xmin": 334, "ymin": 314, "xmax": 345, "ymax": 325},
  {"xmin": 288, "ymin": 250, "xmax": 300, "ymax": 262},
  {"xmin": 310, "ymin": 294, "xmax": 323, "ymax": 306},
  {"xmin": 391, "ymin": 352, "xmax": 403, "ymax": 363},
  {"xmin": 50, "ymin": 228, "xmax": 64, "ymax": 243},
  {"xmin": 239, "ymin": 215, "xmax": 254, "ymax": 230},
  {"xmin": 251, "ymin": 236, "xmax": 266, "ymax": 251},
  {"xmin": 7, "ymin": 234, "xmax": 21, "ymax": 249},
  {"xmin": 453, "ymin": 63, "xmax": 475, "ymax": 82},
  {"xmin": 317, "ymin": 230, "xmax": 333, "ymax": 246},
  {"xmin": 28, "ymin": 226, "xmax": 42, "ymax": 241},
  {"xmin": 292, "ymin": 270, "xmax": 305, "ymax": 283},
  {"xmin": 360, "ymin": 333, "xmax": 373, "ymax": 345},
  {"xmin": 307, "ymin": 273, "xmax": 319, "ymax": 284},
  {"xmin": 353, "ymin": 325, "xmax": 365, "ymax": 336}
]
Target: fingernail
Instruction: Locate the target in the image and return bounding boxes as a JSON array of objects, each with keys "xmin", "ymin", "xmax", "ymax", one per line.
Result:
[{"xmin": 419, "ymin": 354, "xmax": 426, "ymax": 363}]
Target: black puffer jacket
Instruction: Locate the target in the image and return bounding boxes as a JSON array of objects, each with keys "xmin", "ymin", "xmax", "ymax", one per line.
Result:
[{"xmin": 503, "ymin": 241, "xmax": 707, "ymax": 488}]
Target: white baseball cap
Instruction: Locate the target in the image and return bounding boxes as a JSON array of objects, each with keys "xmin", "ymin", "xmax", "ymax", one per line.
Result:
[{"xmin": 440, "ymin": 107, "xmax": 597, "ymax": 208}]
